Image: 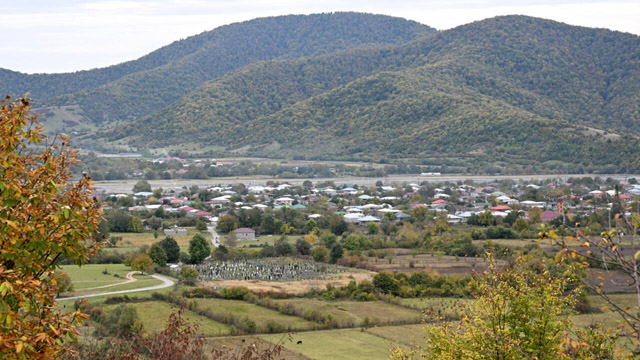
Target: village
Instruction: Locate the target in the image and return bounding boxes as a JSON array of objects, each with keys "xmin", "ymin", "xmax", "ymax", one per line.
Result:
[{"xmin": 101, "ymin": 175, "xmax": 639, "ymax": 244}]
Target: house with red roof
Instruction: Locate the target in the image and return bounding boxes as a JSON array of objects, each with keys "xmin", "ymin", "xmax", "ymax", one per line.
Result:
[{"xmin": 490, "ymin": 205, "xmax": 511, "ymax": 212}]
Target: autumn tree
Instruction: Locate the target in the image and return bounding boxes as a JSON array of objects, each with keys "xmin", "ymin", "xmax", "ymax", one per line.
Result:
[
  {"xmin": 392, "ymin": 256, "xmax": 618, "ymax": 359},
  {"xmin": 541, "ymin": 209, "xmax": 640, "ymax": 354},
  {"xmin": 131, "ymin": 254, "xmax": 154, "ymax": 274},
  {"xmin": 0, "ymin": 96, "xmax": 102, "ymax": 359}
]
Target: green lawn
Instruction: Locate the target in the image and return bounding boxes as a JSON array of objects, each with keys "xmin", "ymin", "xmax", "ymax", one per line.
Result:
[
  {"xmin": 103, "ymin": 301, "xmax": 232, "ymax": 336},
  {"xmin": 191, "ymin": 298, "xmax": 317, "ymax": 332},
  {"xmin": 364, "ymin": 323, "xmax": 427, "ymax": 348},
  {"xmin": 275, "ymin": 299, "xmax": 423, "ymax": 327},
  {"xmin": 261, "ymin": 328, "xmax": 395, "ymax": 360},
  {"xmin": 57, "ymin": 284, "xmax": 178, "ymax": 306},
  {"xmin": 60, "ymin": 264, "xmax": 132, "ymax": 290}
]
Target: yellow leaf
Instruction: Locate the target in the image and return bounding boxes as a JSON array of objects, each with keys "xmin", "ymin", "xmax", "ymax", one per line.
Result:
[
  {"xmin": 16, "ymin": 342, "xmax": 23, "ymax": 353},
  {"xmin": 635, "ymin": 251, "xmax": 640, "ymax": 260}
]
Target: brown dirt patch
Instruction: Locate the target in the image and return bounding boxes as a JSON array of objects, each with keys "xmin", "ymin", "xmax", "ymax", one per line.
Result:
[{"xmin": 201, "ymin": 271, "xmax": 374, "ymax": 294}]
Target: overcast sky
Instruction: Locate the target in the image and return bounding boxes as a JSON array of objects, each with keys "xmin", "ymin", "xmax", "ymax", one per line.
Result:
[{"xmin": 3, "ymin": 0, "xmax": 639, "ymax": 74}]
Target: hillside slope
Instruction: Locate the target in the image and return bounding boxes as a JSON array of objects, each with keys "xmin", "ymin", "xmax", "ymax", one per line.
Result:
[
  {"xmin": 0, "ymin": 13, "xmax": 434, "ymax": 123},
  {"xmin": 103, "ymin": 16, "xmax": 640, "ymax": 171}
]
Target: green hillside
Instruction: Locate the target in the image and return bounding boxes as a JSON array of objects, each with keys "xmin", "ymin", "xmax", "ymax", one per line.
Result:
[
  {"xmin": 100, "ymin": 15, "xmax": 640, "ymax": 171},
  {"xmin": 4, "ymin": 14, "xmax": 640, "ymax": 172},
  {"xmin": 0, "ymin": 13, "xmax": 433, "ymax": 123}
]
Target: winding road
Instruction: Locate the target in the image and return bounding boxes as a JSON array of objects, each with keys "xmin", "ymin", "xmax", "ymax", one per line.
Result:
[{"xmin": 58, "ymin": 273, "xmax": 175, "ymax": 301}]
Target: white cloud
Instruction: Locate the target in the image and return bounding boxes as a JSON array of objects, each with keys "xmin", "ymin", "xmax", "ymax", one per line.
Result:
[{"xmin": 1, "ymin": 0, "xmax": 639, "ymax": 73}]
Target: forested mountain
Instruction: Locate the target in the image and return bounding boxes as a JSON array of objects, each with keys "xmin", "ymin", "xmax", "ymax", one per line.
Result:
[
  {"xmin": 0, "ymin": 13, "xmax": 433, "ymax": 122},
  {"xmin": 100, "ymin": 15, "xmax": 640, "ymax": 171},
  {"xmin": 3, "ymin": 14, "xmax": 640, "ymax": 172}
]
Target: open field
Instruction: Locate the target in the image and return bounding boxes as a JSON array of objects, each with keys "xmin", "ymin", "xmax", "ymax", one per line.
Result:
[
  {"xmin": 273, "ymin": 299, "xmax": 424, "ymax": 327},
  {"xmin": 364, "ymin": 323, "xmax": 428, "ymax": 347},
  {"xmin": 57, "ymin": 283, "xmax": 177, "ymax": 306},
  {"xmin": 191, "ymin": 298, "xmax": 318, "ymax": 332},
  {"xmin": 364, "ymin": 253, "xmax": 501, "ymax": 276},
  {"xmin": 400, "ymin": 297, "xmax": 475, "ymax": 319},
  {"xmin": 205, "ymin": 336, "xmax": 309, "ymax": 359},
  {"xmin": 110, "ymin": 229, "xmax": 204, "ymax": 249},
  {"xmin": 60, "ymin": 264, "xmax": 133, "ymax": 290},
  {"xmin": 261, "ymin": 328, "xmax": 395, "ymax": 360},
  {"xmin": 203, "ymin": 270, "xmax": 373, "ymax": 294},
  {"xmin": 103, "ymin": 301, "xmax": 232, "ymax": 336},
  {"xmin": 233, "ymin": 234, "xmax": 301, "ymax": 248}
]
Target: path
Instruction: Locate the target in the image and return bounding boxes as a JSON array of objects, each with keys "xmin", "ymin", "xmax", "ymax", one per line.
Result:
[
  {"xmin": 208, "ymin": 226, "xmax": 220, "ymax": 248},
  {"xmin": 58, "ymin": 273, "xmax": 175, "ymax": 301},
  {"xmin": 79, "ymin": 271, "xmax": 139, "ymax": 291}
]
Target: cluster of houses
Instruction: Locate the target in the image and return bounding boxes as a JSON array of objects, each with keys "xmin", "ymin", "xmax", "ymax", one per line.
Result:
[{"xmin": 103, "ymin": 178, "xmax": 640, "ymax": 238}]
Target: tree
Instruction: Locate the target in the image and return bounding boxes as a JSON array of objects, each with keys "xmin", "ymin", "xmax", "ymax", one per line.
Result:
[
  {"xmin": 50, "ymin": 272, "xmax": 74, "ymax": 296},
  {"xmin": 330, "ymin": 243, "xmax": 344, "ymax": 263},
  {"xmin": 260, "ymin": 215, "xmax": 279, "ymax": 234},
  {"xmin": 368, "ymin": 222, "xmax": 379, "ymax": 235},
  {"xmin": 132, "ymin": 180, "xmax": 151, "ymax": 193},
  {"xmin": 159, "ymin": 236, "xmax": 180, "ymax": 263},
  {"xmin": 478, "ymin": 210, "xmax": 496, "ymax": 226},
  {"xmin": 392, "ymin": 256, "xmax": 616, "ymax": 359},
  {"xmin": 147, "ymin": 243, "xmax": 168, "ymax": 267},
  {"xmin": 274, "ymin": 239, "xmax": 294, "ymax": 256},
  {"xmin": 189, "ymin": 233, "xmax": 211, "ymax": 264},
  {"xmin": 373, "ymin": 271, "xmax": 399, "ymax": 295},
  {"xmin": 312, "ymin": 245, "xmax": 329, "ymax": 262},
  {"xmin": 109, "ymin": 210, "xmax": 133, "ymax": 232},
  {"xmin": 304, "ymin": 219, "xmax": 317, "ymax": 233},
  {"xmin": 217, "ymin": 214, "xmax": 238, "ymax": 233},
  {"xmin": 295, "ymin": 238, "xmax": 311, "ymax": 255},
  {"xmin": 541, "ymin": 212, "xmax": 640, "ymax": 352},
  {"xmin": 0, "ymin": 96, "xmax": 102, "ymax": 359},
  {"xmin": 528, "ymin": 206, "xmax": 543, "ymax": 224},
  {"xmin": 329, "ymin": 215, "xmax": 348, "ymax": 235},
  {"xmin": 180, "ymin": 266, "xmax": 199, "ymax": 280},
  {"xmin": 127, "ymin": 216, "xmax": 144, "ymax": 233},
  {"xmin": 224, "ymin": 232, "xmax": 238, "ymax": 248},
  {"xmin": 131, "ymin": 254, "xmax": 154, "ymax": 274},
  {"xmin": 101, "ymin": 304, "xmax": 143, "ymax": 338},
  {"xmin": 299, "ymin": 229, "xmax": 315, "ymax": 243}
]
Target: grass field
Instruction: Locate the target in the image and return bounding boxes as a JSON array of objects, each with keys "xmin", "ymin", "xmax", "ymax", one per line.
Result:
[
  {"xmin": 111, "ymin": 229, "xmax": 203, "ymax": 249},
  {"xmin": 400, "ymin": 297, "xmax": 475, "ymax": 319},
  {"xmin": 191, "ymin": 298, "xmax": 318, "ymax": 332},
  {"xmin": 571, "ymin": 293, "xmax": 637, "ymax": 329},
  {"xmin": 56, "ymin": 283, "xmax": 178, "ymax": 306},
  {"xmin": 364, "ymin": 323, "xmax": 428, "ymax": 347},
  {"xmin": 60, "ymin": 264, "xmax": 133, "ymax": 290},
  {"xmin": 274, "ymin": 299, "xmax": 423, "ymax": 327},
  {"xmin": 261, "ymin": 328, "xmax": 395, "ymax": 360},
  {"xmin": 205, "ymin": 336, "xmax": 309, "ymax": 359},
  {"xmin": 231, "ymin": 235, "xmax": 301, "ymax": 248},
  {"xmin": 103, "ymin": 301, "xmax": 232, "ymax": 336},
  {"xmin": 364, "ymin": 253, "xmax": 499, "ymax": 276}
]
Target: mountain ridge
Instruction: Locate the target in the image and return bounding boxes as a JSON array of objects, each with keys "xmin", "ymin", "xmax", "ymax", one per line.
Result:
[{"xmin": 3, "ymin": 13, "xmax": 640, "ymax": 172}]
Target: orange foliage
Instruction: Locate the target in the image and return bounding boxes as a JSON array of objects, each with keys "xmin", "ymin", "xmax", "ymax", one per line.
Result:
[{"xmin": 0, "ymin": 96, "xmax": 102, "ymax": 359}]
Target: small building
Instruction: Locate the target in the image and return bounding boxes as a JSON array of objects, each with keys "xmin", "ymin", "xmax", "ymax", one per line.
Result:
[
  {"xmin": 235, "ymin": 227, "xmax": 256, "ymax": 240},
  {"xmin": 164, "ymin": 228, "xmax": 187, "ymax": 236}
]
